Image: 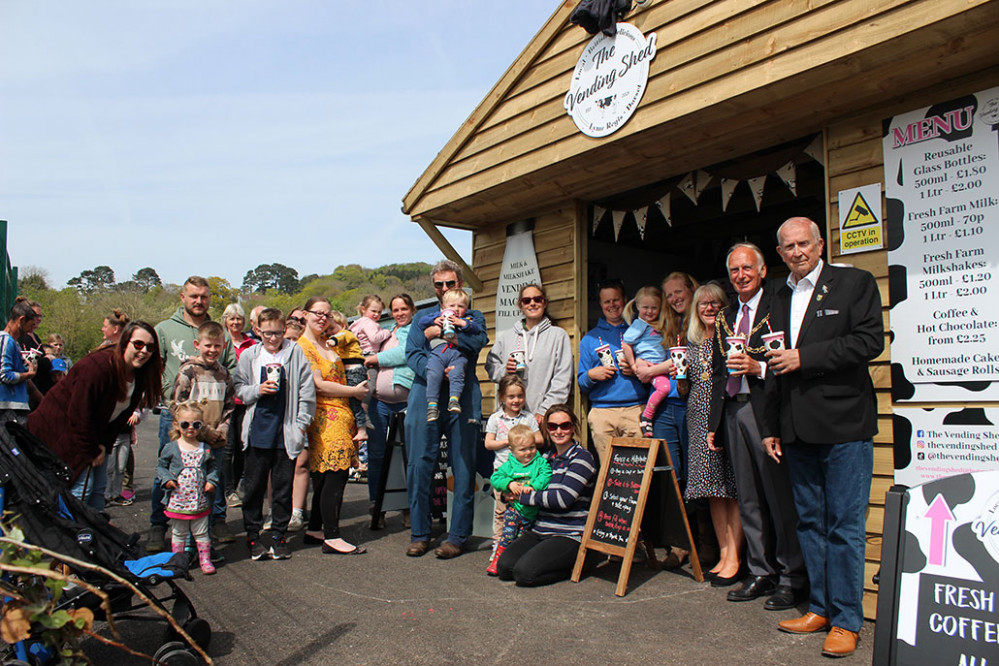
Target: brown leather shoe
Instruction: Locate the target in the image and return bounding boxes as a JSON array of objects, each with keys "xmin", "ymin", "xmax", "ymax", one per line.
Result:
[
  {"xmin": 405, "ymin": 540, "xmax": 431, "ymax": 557},
  {"xmin": 778, "ymin": 612, "xmax": 831, "ymax": 634},
  {"xmin": 434, "ymin": 541, "xmax": 463, "ymax": 559},
  {"xmin": 822, "ymin": 627, "xmax": 858, "ymax": 657}
]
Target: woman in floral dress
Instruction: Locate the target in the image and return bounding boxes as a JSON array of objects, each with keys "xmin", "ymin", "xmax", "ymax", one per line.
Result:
[
  {"xmin": 684, "ymin": 283, "xmax": 743, "ymax": 583},
  {"xmin": 298, "ymin": 297, "xmax": 369, "ymax": 555}
]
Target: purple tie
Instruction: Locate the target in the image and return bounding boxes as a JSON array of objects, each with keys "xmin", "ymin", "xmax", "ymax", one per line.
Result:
[{"xmin": 726, "ymin": 304, "xmax": 750, "ymax": 397}]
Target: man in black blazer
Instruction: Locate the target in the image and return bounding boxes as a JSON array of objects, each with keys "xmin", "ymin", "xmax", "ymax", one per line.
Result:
[
  {"xmin": 707, "ymin": 243, "xmax": 805, "ymax": 608},
  {"xmin": 763, "ymin": 217, "xmax": 884, "ymax": 658}
]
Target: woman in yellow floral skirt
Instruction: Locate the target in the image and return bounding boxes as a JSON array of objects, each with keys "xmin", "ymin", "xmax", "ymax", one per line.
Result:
[{"xmin": 298, "ymin": 297, "xmax": 369, "ymax": 555}]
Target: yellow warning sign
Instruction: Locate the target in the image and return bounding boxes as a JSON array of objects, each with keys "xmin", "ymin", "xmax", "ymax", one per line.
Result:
[
  {"xmin": 838, "ymin": 184, "xmax": 883, "ymax": 255},
  {"xmin": 843, "ymin": 191, "xmax": 879, "ymax": 228}
]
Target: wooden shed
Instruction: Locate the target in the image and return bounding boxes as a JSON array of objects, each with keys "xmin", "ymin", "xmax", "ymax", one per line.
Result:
[{"xmin": 402, "ymin": 0, "xmax": 999, "ymax": 618}]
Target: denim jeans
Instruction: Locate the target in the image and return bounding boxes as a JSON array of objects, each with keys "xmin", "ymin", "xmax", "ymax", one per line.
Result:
[
  {"xmin": 367, "ymin": 398, "xmax": 407, "ymax": 504},
  {"xmin": 784, "ymin": 439, "xmax": 873, "ymax": 633},
  {"xmin": 652, "ymin": 398, "xmax": 689, "ymax": 486},
  {"xmin": 71, "ymin": 464, "xmax": 107, "ymax": 511},
  {"xmin": 149, "ymin": 409, "xmax": 173, "ymax": 528},
  {"xmin": 404, "ymin": 380, "xmax": 478, "ymax": 545}
]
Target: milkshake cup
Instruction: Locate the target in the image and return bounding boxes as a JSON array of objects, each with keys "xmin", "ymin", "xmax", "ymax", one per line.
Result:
[
  {"xmin": 614, "ymin": 349, "xmax": 627, "ymax": 367},
  {"xmin": 510, "ymin": 350, "xmax": 526, "ymax": 371},
  {"xmin": 669, "ymin": 346, "xmax": 688, "ymax": 379},
  {"xmin": 762, "ymin": 331, "xmax": 786, "ymax": 353},
  {"xmin": 725, "ymin": 336, "xmax": 747, "ymax": 375},
  {"xmin": 595, "ymin": 344, "xmax": 614, "ymax": 367},
  {"xmin": 265, "ymin": 363, "xmax": 282, "ymax": 389}
]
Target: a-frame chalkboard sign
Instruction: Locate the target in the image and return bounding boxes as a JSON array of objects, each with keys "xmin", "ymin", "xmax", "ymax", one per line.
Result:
[{"xmin": 572, "ymin": 436, "xmax": 700, "ymax": 596}]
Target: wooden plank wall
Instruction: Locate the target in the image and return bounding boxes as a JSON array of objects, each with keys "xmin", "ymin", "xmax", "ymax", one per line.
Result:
[
  {"xmin": 471, "ymin": 206, "xmax": 582, "ymax": 417},
  {"xmin": 413, "ymin": 0, "xmax": 993, "ymax": 217},
  {"xmin": 825, "ymin": 68, "xmax": 999, "ymax": 620},
  {"xmin": 824, "ymin": 123, "xmax": 892, "ymax": 621}
]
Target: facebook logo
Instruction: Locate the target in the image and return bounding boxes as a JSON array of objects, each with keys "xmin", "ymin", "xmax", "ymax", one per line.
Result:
[{"xmin": 917, "ymin": 430, "xmax": 924, "ymax": 438}]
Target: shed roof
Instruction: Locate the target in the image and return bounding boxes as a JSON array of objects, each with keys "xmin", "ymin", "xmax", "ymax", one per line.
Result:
[{"xmin": 403, "ymin": 0, "xmax": 999, "ymax": 230}]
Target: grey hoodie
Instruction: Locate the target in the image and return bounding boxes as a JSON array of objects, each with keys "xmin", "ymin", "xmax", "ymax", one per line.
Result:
[{"xmin": 485, "ymin": 316, "xmax": 574, "ymax": 415}]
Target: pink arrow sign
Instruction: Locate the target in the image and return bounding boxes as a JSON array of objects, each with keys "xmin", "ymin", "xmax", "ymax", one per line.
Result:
[{"xmin": 925, "ymin": 494, "xmax": 956, "ymax": 566}]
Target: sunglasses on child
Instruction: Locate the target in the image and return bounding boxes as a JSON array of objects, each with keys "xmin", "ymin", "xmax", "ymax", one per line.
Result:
[
  {"xmin": 179, "ymin": 421, "xmax": 203, "ymax": 430},
  {"xmin": 433, "ymin": 280, "xmax": 458, "ymax": 289},
  {"xmin": 129, "ymin": 339, "xmax": 152, "ymax": 350},
  {"xmin": 288, "ymin": 316, "xmax": 306, "ymax": 325},
  {"xmin": 546, "ymin": 421, "xmax": 573, "ymax": 432},
  {"xmin": 520, "ymin": 295, "xmax": 545, "ymax": 305}
]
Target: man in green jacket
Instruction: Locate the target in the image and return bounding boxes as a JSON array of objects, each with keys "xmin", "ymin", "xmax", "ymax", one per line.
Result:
[{"xmin": 147, "ymin": 276, "xmax": 235, "ymax": 552}]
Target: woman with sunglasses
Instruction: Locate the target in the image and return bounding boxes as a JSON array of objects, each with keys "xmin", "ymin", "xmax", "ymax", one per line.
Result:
[
  {"xmin": 298, "ymin": 297, "xmax": 368, "ymax": 554},
  {"xmin": 221, "ymin": 303, "xmax": 257, "ymax": 508},
  {"xmin": 29, "ymin": 321, "xmax": 163, "ymax": 510},
  {"xmin": 363, "ymin": 293, "xmax": 416, "ymax": 528},
  {"xmin": 495, "ymin": 404, "xmax": 597, "ymax": 586},
  {"xmin": 485, "ymin": 284, "xmax": 573, "ymax": 425}
]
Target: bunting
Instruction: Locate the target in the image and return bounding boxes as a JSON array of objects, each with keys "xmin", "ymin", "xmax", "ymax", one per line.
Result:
[
  {"xmin": 611, "ymin": 210, "xmax": 626, "ymax": 241},
  {"xmin": 747, "ymin": 175, "xmax": 767, "ymax": 211},
  {"xmin": 775, "ymin": 161, "xmax": 797, "ymax": 196},
  {"xmin": 590, "ymin": 135, "xmax": 821, "ymax": 240},
  {"xmin": 720, "ymin": 178, "xmax": 738, "ymax": 212}
]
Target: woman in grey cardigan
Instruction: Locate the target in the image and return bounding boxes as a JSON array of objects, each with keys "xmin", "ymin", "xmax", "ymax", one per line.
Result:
[{"xmin": 485, "ymin": 284, "xmax": 573, "ymax": 424}]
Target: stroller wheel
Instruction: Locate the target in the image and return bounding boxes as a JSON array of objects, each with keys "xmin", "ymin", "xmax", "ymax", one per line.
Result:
[
  {"xmin": 153, "ymin": 641, "xmax": 198, "ymax": 665},
  {"xmin": 182, "ymin": 617, "xmax": 211, "ymax": 650}
]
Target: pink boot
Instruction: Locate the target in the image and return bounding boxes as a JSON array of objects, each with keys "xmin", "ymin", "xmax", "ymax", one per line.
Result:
[
  {"xmin": 197, "ymin": 542, "xmax": 216, "ymax": 575},
  {"xmin": 486, "ymin": 545, "xmax": 505, "ymax": 576},
  {"xmin": 171, "ymin": 541, "xmax": 185, "ymax": 554}
]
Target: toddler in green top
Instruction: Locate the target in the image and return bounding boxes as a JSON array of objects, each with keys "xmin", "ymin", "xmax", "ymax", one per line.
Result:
[{"xmin": 487, "ymin": 425, "xmax": 552, "ymax": 575}]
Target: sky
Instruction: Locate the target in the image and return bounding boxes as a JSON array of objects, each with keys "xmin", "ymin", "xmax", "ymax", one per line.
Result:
[{"xmin": 0, "ymin": 1, "xmax": 560, "ymax": 289}]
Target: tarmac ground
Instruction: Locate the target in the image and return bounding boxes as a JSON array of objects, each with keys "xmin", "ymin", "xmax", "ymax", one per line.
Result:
[{"xmin": 81, "ymin": 418, "xmax": 876, "ymax": 665}]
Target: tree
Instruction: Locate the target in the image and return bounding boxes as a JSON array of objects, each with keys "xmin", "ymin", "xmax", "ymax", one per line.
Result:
[
  {"xmin": 18, "ymin": 266, "xmax": 49, "ymax": 294},
  {"xmin": 208, "ymin": 276, "xmax": 239, "ymax": 307},
  {"xmin": 133, "ymin": 267, "xmax": 162, "ymax": 291},
  {"xmin": 67, "ymin": 266, "xmax": 116, "ymax": 294},
  {"xmin": 241, "ymin": 263, "xmax": 300, "ymax": 295}
]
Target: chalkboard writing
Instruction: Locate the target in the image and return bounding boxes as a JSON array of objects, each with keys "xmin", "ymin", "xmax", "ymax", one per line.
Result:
[{"xmin": 590, "ymin": 448, "xmax": 648, "ymax": 548}]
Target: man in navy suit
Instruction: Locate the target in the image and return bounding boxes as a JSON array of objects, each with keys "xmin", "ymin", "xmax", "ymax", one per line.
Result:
[
  {"xmin": 763, "ymin": 217, "xmax": 884, "ymax": 658},
  {"xmin": 707, "ymin": 243, "xmax": 805, "ymax": 607}
]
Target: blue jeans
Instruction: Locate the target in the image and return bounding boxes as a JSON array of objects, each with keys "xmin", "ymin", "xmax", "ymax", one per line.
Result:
[
  {"xmin": 71, "ymin": 464, "xmax": 107, "ymax": 511},
  {"xmin": 405, "ymin": 380, "xmax": 478, "ymax": 545},
  {"xmin": 652, "ymin": 399, "xmax": 688, "ymax": 486},
  {"xmin": 367, "ymin": 398, "xmax": 407, "ymax": 504},
  {"xmin": 784, "ymin": 439, "xmax": 873, "ymax": 633}
]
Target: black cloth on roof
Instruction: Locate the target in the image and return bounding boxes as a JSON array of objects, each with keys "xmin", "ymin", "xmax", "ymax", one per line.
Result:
[{"xmin": 570, "ymin": 0, "xmax": 631, "ymax": 37}]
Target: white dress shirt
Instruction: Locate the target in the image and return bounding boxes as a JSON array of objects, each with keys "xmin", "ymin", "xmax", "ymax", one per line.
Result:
[
  {"xmin": 733, "ymin": 288, "xmax": 765, "ymax": 393},
  {"xmin": 787, "ymin": 259, "xmax": 824, "ymax": 349}
]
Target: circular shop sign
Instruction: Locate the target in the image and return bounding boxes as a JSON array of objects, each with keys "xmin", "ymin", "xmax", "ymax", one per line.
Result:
[{"xmin": 564, "ymin": 23, "xmax": 657, "ymax": 138}]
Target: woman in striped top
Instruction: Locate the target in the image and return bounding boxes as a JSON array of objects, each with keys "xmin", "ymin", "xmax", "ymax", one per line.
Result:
[{"xmin": 496, "ymin": 404, "xmax": 597, "ymax": 586}]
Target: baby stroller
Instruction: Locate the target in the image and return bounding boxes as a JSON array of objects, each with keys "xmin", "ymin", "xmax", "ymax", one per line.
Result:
[{"xmin": 0, "ymin": 421, "xmax": 211, "ymax": 665}]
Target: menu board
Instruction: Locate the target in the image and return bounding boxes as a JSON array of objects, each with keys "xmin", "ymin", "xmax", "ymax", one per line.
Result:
[
  {"xmin": 884, "ymin": 87, "xmax": 999, "ymax": 396},
  {"xmin": 590, "ymin": 448, "xmax": 647, "ymax": 548}
]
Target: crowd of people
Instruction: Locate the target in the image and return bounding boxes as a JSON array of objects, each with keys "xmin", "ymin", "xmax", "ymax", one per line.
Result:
[{"xmin": 0, "ymin": 215, "xmax": 882, "ymax": 658}]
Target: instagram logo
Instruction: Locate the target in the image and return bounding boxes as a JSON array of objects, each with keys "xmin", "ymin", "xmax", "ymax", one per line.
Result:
[{"xmin": 916, "ymin": 440, "xmax": 925, "ymax": 449}]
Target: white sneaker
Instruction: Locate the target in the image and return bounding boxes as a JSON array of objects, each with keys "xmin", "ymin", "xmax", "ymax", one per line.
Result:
[
  {"xmin": 287, "ymin": 511, "xmax": 306, "ymax": 532},
  {"xmin": 262, "ymin": 512, "xmax": 273, "ymax": 531}
]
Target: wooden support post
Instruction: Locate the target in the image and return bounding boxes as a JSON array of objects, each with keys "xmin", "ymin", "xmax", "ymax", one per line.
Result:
[{"xmin": 414, "ymin": 216, "xmax": 483, "ymax": 292}]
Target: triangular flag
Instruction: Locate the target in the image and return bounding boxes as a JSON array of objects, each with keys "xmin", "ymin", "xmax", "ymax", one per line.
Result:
[
  {"xmin": 776, "ymin": 161, "xmax": 797, "ymax": 196},
  {"xmin": 803, "ymin": 135, "xmax": 824, "ymax": 166},
  {"xmin": 747, "ymin": 175, "xmax": 766, "ymax": 211},
  {"xmin": 635, "ymin": 207, "xmax": 647, "ymax": 239},
  {"xmin": 655, "ymin": 192, "xmax": 671, "ymax": 227},
  {"xmin": 593, "ymin": 206, "xmax": 605, "ymax": 234},
  {"xmin": 720, "ymin": 178, "xmax": 738, "ymax": 212},
  {"xmin": 677, "ymin": 172, "xmax": 697, "ymax": 205},
  {"xmin": 693, "ymin": 170, "xmax": 712, "ymax": 201},
  {"xmin": 611, "ymin": 210, "xmax": 626, "ymax": 241}
]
